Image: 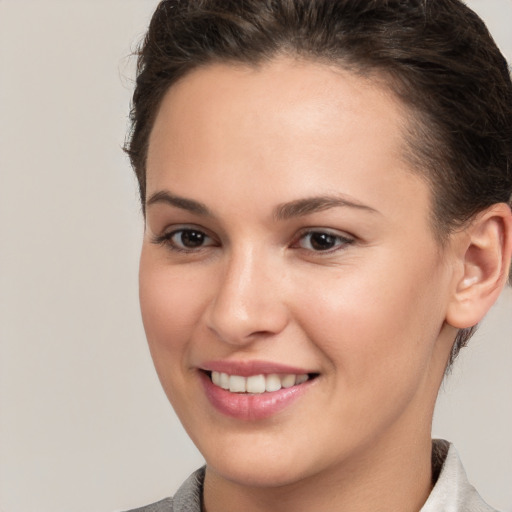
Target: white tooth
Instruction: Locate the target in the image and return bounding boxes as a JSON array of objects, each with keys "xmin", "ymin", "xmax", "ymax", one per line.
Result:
[
  {"xmin": 281, "ymin": 374, "xmax": 296, "ymax": 388},
  {"xmin": 296, "ymin": 374, "xmax": 309, "ymax": 385},
  {"xmin": 229, "ymin": 375, "xmax": 246, "ymax": 393},
  {"xmin": 247, "ymin": 374, "xmax": 266, "ymax": 394},
  {"xmin": 220, "ymin": 372, "xmax": 230, "ymax": 390},
  {"xmin": 265, "ymin": 374, "xmax": 282, "ymax": 392},
  {"xmin": 211, "ymin": 371, "xmax": 221, "ymax": 386}
]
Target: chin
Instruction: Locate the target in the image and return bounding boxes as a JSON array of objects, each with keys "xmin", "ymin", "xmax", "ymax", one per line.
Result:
[
  {"xmin": 195, "ymin": 429, "xmax": 333, "ymax": 490},
  {"xmin": 207, "ymin": 455, "xmax": 314, "ymax": 489}
]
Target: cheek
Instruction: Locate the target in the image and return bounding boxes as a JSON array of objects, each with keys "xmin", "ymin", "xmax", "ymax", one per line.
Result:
[
  {"xmin": 138, "ymin": 250, "xmax": 212, "ymax": 421},
  {"xmin": 294, "ymin": 251, "xmax": 448, "ymax": 381},
  {"xmin": 138, "ymin": 249, "xmax": 205, "ymax": 358}
]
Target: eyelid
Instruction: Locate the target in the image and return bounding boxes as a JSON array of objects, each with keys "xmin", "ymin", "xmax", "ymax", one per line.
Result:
[
  {"xmin": 292, "ymin": 227, "xmax": 355, "ymax": 252},
  {"xmin": 151, "ymin": 224, "xmax": 219, "ymax": 252}
]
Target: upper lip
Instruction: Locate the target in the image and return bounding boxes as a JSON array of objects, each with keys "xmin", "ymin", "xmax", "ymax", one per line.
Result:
[{"xmin": 199, "ymin": 359, "xmax": 316, "ymax": 377}]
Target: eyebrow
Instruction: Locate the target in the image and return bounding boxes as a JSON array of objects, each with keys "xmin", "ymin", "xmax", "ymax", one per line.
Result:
[
  {"xmin": 146, "ymin": 190, "xmax": 378, "ymax": 220},
  {"xmin": 146, "ymin": 190, "xmax": 212, "ymax": 216},
  {"xmin": 273, "ymin": 195, "xmax": 379, "ymax": 221}
]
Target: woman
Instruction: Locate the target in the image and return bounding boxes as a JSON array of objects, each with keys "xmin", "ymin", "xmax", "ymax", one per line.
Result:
[{"xmin": 124, "ymin": 1, "xmax": 512, "ymax": 511}]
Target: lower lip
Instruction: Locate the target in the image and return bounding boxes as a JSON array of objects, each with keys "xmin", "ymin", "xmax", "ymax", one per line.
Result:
[{"xmin": 200, "ymin": 372, "xmax": 314, "ymax": 421}]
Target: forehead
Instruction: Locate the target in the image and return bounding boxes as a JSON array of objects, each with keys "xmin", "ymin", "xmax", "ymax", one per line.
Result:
[
  {"xmin": 146, "ymin": 57, "xmax": 430, "ymax": 227},
  {"xmin": 148, "ymin": 58, "xmax": 408, "ymax": 165}
]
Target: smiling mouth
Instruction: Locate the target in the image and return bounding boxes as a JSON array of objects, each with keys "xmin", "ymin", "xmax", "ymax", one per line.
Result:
[{"xmin": 207, "ymin": 371, "xmax": 318, "ymax": 394}]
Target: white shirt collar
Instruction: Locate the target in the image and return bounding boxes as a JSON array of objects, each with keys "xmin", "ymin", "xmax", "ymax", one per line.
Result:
[{"xmin": 421, "ymin": 440, "xmax": 496, "ymax": 512}]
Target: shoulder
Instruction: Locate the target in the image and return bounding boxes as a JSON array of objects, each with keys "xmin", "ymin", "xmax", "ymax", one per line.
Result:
[
  {"xmin": 124, "ymin": 497, "xmax": 174, "ymax": 512},
  {"xmin": 124, "ymin": 467, "xmax": 206, "ymax": 512},
  {"xmin": 422, "ymin": 440, "xmax": 499, "ymax": 512}
]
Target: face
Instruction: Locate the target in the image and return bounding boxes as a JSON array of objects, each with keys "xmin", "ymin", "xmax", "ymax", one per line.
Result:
[{"xmin": 140, "ymin": 58, "xmax": 457, "ymax": 488}]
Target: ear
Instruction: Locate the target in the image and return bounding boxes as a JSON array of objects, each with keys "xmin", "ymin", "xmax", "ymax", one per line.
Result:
[{"xmin": 446, "ymin": 203, "xmax": 512, "ymax": 329}]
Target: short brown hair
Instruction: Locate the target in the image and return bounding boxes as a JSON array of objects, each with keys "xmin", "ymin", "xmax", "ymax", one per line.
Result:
[{"xmin": 125, "ymin": 0, "xmax": 512, "ymax": 363}]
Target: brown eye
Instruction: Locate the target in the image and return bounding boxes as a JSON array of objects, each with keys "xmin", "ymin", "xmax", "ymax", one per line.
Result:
[
  {"xmin": 165, "ymin": 229, "xmax": 215, "ymax": 251},
  {"xmin": 175, "ymin": 230, "xmax": 206, "ymax": 248},
  {"xmin": 297, "ymin": 231, "xmax": 354, "ymax": 252}
]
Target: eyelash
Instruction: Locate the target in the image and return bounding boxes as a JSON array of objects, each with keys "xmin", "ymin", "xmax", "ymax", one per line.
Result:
[
  {"xmin": 292, "ymin": 229, "xmax": 355, "ymax": 253},
  {"xmin": 152, "ymin": 227, "xmax": 355, "ymax": 254},
  {"xmin": 152, "ymin": 228, "xmax": 217, "ymax": 253}
]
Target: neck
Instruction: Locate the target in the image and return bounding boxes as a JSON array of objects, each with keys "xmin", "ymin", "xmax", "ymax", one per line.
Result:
[{"xmin": 203, "ymin": 430, "xmax": 434, "ymax": 512}]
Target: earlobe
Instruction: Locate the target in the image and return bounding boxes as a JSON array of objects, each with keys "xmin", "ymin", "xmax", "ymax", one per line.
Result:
[{"xmin": 446, "ymin": 203, "xmax": 512, "ymax": 329}]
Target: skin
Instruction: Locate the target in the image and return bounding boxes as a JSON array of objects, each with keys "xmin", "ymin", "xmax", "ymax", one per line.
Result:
[{"xmin": 139, "ymin": 58, "xmax": 509, "ymax": 512}]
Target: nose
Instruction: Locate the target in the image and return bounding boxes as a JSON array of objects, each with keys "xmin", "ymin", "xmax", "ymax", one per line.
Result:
[{"xmin": 205, "ymin": 248, "xmax": 289, "ymax": 346}]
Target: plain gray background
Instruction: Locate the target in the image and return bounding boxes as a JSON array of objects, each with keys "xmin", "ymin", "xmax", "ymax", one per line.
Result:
[{"xmin": 0, "ymin": 1, "xmax": 511, "ymax": 511}]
